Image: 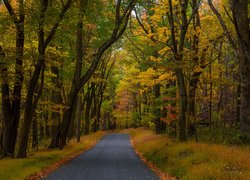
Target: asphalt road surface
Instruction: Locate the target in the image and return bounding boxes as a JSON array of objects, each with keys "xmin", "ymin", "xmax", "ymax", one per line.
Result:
[{"xmin": 44, "ymin": 133, "xmax": 159, "ymax": 180}]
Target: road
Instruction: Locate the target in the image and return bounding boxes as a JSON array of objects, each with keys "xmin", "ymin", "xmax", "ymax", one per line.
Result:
[{"xmin": 44, "ymin": 133, "xmax": 159, "ymax": 180}]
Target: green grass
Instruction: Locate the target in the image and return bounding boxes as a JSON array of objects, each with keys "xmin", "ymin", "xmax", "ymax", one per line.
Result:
[
  {"xmin": 129, "ymin": 128, "xmax": 250, "ymax": 180},
  {"xmin": 0, "ymin": 131, "xmax": 106, "ymax": 180}
]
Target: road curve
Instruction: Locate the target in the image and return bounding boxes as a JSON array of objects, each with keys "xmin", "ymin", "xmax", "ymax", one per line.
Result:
[{"xmin": 44, "ymin": 133, "xmax": 159, "ymax": 180}]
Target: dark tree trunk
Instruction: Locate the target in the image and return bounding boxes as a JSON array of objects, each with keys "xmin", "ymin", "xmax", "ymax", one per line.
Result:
[
  {"xmin": 84, "ymin": 87, "xmax": 92, "ymax": 135},
  {"xmin": 0, "ymin": 0, "xmax": 25, "ymax": 157},
  {"xmin": 39, "ymin": 113, "xmax": 45, "ymax": 140},
  {"xmin": 138, "ymin": 98, "xmax": 142, "ymax": 126},
  {"xmin": 168, "ymin": 0, "xmax": 192, "ymax": 141},
  {"xmin": 91, "ymin": 85, "xmax": 97, "ymax": 132},
  {"xmin": 68, "ymin": 104, "xmax": 76, "ymax": 140},
  {"xmin": 175, "ymin": 69, "xmax": 188, "ymax": 141},
  {"xmin": 49, "ymin": 66, "xmax": 63, "ymax": 148},
  {"xmin": 154, "ymin": 84, "xmax": 162, "ymax": 134},
  {"xmin": 17, "ymin": 55, "xmax": 45, "ymax": 158},
  {"xmin": 231, "ymin": 1, "xmax": 250, "ymax": 135},
  {"xmin": 58, "ymin": 0, "xmax": 85, "ymax": 148},
  {"xmin": 188, "ymin": 0, "xmax": 201, "ymax": 138},
  {"xmin": 95, "ymin": 83, "xmax": 104, "ymax": 132},
  {"xmin": 96, "ymin": 90, "xmax": 104, "ymax": 131},
  {"xmin": 32, "ymin": 115, "xmax": 38, "ymax": 150},
  {"xmin": 59, "ymin": 88, "xmax": 78, "ymax": 148},
  {"xmin": 209, "ymin": 62, "xmax": 212, "ymax": 131},
  {"xmin": 96, "ymin": 58, "xmax": 115, "ymax": 130},
  {"xmin": 236, "ymin": 83, "xmax": 241, "ymax": 125},
  {"xmin": 75, "ymin": 93, "xmax": 83, "ymax": 142}
]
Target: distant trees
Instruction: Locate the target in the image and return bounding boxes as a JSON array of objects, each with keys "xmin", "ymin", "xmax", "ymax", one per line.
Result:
[{"xmin": 113, "ymin": 0, "xmax": 248, "ymax": 143}]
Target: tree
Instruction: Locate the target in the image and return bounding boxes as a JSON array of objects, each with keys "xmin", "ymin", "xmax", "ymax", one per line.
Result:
[
  {"xmin": 1, "ymin": 0, "xmax": 24, "ymax": 157},
  {"xmin": 230, "ymin": 0, "xmax": 250, "ymax": 136},
  {"xmin": 17, "ymin": 0, "xmax": 72, "ymax": 158}
]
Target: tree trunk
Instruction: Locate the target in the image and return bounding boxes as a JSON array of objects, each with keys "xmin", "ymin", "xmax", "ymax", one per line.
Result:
[
  {"xmin": 75, "ymin": 93, "xmax": 83, "ymax": 142},
  {"xmin": 209, "ymin": 62, "xmax": 212, "ymax": 131},
  {"xmin": 17, "ymin": 56, "xmax": 45, "ymax": 158},
  {"xmin": 91, "ymin": 85, "xmax": 98, "ymax": 132},
  {"xmin": 58, "ymin": 0, "xmax": 85, "ymax": 148},
  {"xmin": 188, "ymin": 0, "xmax": 201, "ymax": 138},
  {"xmin": 175, "ymin": 69, "xmax": 188, "ymax": 141},
  {"xmin": 49, "ymin": 66, "xmax": 63, "ymax": 148},
  {"xmin": 32, "ymin": 115, "xmax": 38, "ymax": 150},
  {"xmin": 84, "ymin": 87, "xmax": 92, "ymax": 135},
  {"xmin": 96, "ymin": 90, "xmax": 103, "ymax": 131},
  {"xmin": 231, "ymin": 1, "xmax": 250, "ymax": 135},
  {"xmin": 59, "ymin": 88, "xmax": 78, "ymax": 148},
  {"xmin": 0, "ymin": 1, "xmax": 25, "ymax": 156},
  {"xmin": 154, "ymin": 84, "xmax": 162, "ymax": 134},
  {"xmin": 236, "ymin": 82, "xmax": 241, "ymax": 125}
]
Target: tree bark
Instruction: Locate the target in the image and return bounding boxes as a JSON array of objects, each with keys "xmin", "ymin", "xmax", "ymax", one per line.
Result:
[
  {"xmin": 231, "ymin": 0, "xmax": 250, "ymax": 135},
  {"xmin": 49, "ymin": 66, "xmax": 63, "ymax": 148},
  {"xmin": 175, "ymin": 69, "xmax": 188, "ymax": 141},
  {"xmin": 75, "ymin": 92, "xmax": 83, "ymax": 142},
  {"xmin": 168, "ymin": 0, "xmax": 192, "ymax": 141},
  {"xmin": 32, "ymin": 115, "xmax": 38, "ymax": 150},
  {"xmin": 84, "ymin": 86, "xmax": 93, "ymax": 135},
  {"xmin": 1, "ymin": 0, "xmax": 25, "ymax": 157},
  {"xmin": 154, "ymin": 84, "xmax": 162, "ymax": 134},
  {"xmin": 187, "ymin": 0, "xmax": 201, "ymax": 138}
]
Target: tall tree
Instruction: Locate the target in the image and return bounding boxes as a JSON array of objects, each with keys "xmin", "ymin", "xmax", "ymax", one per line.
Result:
[
  {"xmin": 166, "ymin": 0, "xmax": 200, "ymax": 141},
  {"xmin": 17, "ymin": 0, "xmax": 72, "ymax": 158},
  {"xmin": 231, "ymin": 0, "xmax": 250, "ymax": 136},
  {"xmin": 1, "ymin": 0, "xmax": 24, "ymax": 157}
]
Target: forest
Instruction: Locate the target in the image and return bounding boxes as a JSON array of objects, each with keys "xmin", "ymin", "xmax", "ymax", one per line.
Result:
[{"xmin": 0, "ymin": 0, "xmax": 249, "ymax": 179}]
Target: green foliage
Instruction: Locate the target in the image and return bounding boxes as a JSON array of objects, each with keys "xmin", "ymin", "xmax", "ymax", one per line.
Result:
[{"xmin": 197, "ymin": 126, "xmax": 250, "ymax": 145}]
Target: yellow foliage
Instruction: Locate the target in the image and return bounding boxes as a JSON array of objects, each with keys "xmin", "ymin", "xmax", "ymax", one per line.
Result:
[
  {"xmin": 157, "ymin": 72, "xmax": 173, "ymax": 82},
  {"xmin": 158, "ymin": 47, "xmax": 171, "ymax": 56}
]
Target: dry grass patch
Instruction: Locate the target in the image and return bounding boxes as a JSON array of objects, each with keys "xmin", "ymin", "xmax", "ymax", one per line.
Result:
[
  {"xmin": 0, "ymin": 131, "xmax": 106, "ymax": 180},
  {"xmin": 129, "ymin": 128, "xmax": 250, "ymax": 180}
]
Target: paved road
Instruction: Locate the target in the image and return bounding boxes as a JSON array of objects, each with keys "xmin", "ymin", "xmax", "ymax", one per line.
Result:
[{"xmin": 44, "ymin": 133, "xmax": 159, "ymax": 180}]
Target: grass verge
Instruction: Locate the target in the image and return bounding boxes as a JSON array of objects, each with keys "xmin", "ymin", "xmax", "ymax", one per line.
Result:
[
  {"xmin": 0, "ymin": 131, "xmax": 106, "ymax": 180},
  {"xmin": 129, "ymin": 128, "xmax": 250, "ymax": 180}
]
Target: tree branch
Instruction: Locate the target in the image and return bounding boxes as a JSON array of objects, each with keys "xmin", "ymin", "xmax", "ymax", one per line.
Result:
[
  {"xmin": 3, "ymin": 0, "xmax": 18, "ymax": 24},
  {"xmin": 44, "ymin": 0, "xmax": 72, "ymax": 48},
  {"xmin": 207, "ymin": 0, "xmax": 237, "ymax": 50}
]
